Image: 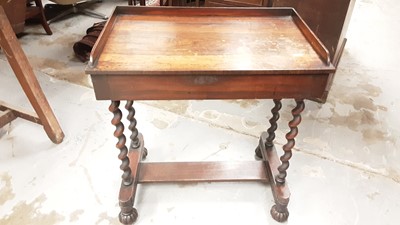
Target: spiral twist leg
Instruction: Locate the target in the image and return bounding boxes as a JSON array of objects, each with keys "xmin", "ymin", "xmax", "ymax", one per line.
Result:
[
  {"xmin": 109, "ymin": 101, "xmax": 132, "ymax": 186},
  {"xmin": 275, "ymin": 99, "xmax": 305, "ymax": 185},
  {"xmin": 125, "ymin": 100, "xmax": 148, "ymax": 159},
  {"xmin": 255, "ymin": 99, "xmax": 282, "ymax": 159},
  {"xmin": 110, "ymin": 101, "xmax": 138, "ymax": 224},
  {"xmin": 266, "ymin": 99, "xmax": 282, "ymax": 147},
  {"xmin": 125, "ymin": 101, "xmax": 140, "ymax": 149}
]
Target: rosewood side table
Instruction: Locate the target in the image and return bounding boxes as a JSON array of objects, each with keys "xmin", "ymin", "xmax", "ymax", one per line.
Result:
[{"xmin": 86, "ymin": 6, "xmax": 335, "ymax": 224}]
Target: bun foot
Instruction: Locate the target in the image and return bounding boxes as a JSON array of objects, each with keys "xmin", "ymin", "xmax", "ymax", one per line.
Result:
[
  {"xmin": 271, "ymin": 204, "xmax": 289, "ymax": 222},
  {"xmin": 119, "ymin": 207, "xmax": 138, "ymax": 225}
]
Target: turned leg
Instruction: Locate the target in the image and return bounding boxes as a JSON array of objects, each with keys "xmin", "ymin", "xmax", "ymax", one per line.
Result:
[
  {"xmin": 34, "ymin": 0, "xmax": 53, "ymax": 35},
  {"xmin": 270, "ymin": 99, "xmax": 305, "ymax": 222},
  {"xmin": 275, "ymin": 99, "xmax": 304, "ymax": 184},
  {"xmin": 125, "ymin": 101, "xmax": 147, "ymax": 159},
  {"xmin": 109, "ymin": 101, "xmax": 138, "ymax": 224},
  {"xmin": 255, "ymin": 99, "xmax": 282, "ymax": 159}
]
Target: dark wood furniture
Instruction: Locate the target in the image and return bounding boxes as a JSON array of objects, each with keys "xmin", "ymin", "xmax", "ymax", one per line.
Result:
[
  {"xmin": 272, "ymin": 0, "xmax": 355, "ymax": 101},
  {"xmin": 26, "ymin": 0, "xmax": 53, "ymax": 35},
  {"xmin": 202, "ymin": 0, "xmax": 355, "ymax": 101},
  {"xmin": 0, "ymin": 7, "xmax": 64, "ymax": 144},
  {"xmin": 0, "ymin": 0, "xmax": 52, "ymax": 35},
  {"xmin": 0, "ymin": 0, "xmax": 26, "ymax": 34},
  {"xmin": 86, "ymin": 6, "xmax": 335, "ymax": 224}
]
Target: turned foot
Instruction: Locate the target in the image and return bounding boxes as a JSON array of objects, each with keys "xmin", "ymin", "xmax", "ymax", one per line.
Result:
[
  {"xmin": 271, "ymin": 204, "xmax": 289, "ymax": 222},
  {"xmin": 119, "ymin": 207, "xmax": 138, "ymax": 225}
]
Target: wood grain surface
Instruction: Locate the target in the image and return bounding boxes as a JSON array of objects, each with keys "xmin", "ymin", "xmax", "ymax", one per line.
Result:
[
  {"xmin": 88, "ymin": 7, "xmax": 334, "ymax": 101},
  {"xmin": 87, "ymin": 7, "xmax": 334, "ymax": 75}
]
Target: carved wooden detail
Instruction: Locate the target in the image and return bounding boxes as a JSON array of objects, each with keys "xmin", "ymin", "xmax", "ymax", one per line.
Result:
[
  {"xmin": 109, "ymin": 101, "xmax": 133, "ymax": 186},
  {"xmin": 125, "ymin": 101, "xmax": 140, "ymax": 149},
  {"xmin": 125, "ymin": 100, "xmax": 148, "ymax": 159},
  {"xmin": 266, "ymin": 99, "xmax": 282, "ymax": 147},
  {"xmin": 271, "ymin": 203, "xmax": 289, "ymax": 222},
  {"xmin": 119, "ymin": 198, "xmax": 138, "ymax": 224},
  {"xmin": 256, "ymin": 99, "xmax": 282, "ymax": 159},
  {"xmin": 275, "ymin": 99, "xmax": 305, "ymax": 185}
]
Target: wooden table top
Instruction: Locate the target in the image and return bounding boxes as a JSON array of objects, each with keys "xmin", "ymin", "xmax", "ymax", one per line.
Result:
[
  {"xmin": 87, "ymin": 7, "xmax": 335, "ymax": 101},
  {"xmin": 87, "ymin": 7, "xmax": 335, "ymax": 76}
]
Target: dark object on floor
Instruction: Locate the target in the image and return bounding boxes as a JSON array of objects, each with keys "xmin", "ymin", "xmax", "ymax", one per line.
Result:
[
  {"xmin": 45, "ymin": 0, "xmax": 108, "ymax": 24},
  {"xmin": 73, "ymin": 21, "xmax": 106, "ymax": 62}
]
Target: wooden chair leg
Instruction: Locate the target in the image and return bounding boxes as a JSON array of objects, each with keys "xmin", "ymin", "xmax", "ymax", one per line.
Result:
[
  {"xmin": 0, "ymin": 6, "xmax": 63, "ymax": 143},
  {"xmin": 25, "ymin": 0, "xmax": 52, "ymax": 35},
  {"xmin": 34, "ymin": 0, "xmax": 52, "ymax": 35}
]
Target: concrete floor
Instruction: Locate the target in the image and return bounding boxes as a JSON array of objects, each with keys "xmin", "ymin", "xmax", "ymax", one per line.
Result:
[{"xmin": 1, "ymin": 0, "xmax": 399, "ymax": 224}]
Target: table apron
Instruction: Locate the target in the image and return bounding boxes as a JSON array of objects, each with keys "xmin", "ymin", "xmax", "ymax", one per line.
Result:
[{"xmin": 91, "ymin": 73, "xmax": 328, "ymax": 100}]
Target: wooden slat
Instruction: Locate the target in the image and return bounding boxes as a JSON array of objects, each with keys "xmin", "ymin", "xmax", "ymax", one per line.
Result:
[
  {"xmin": 291, "ymin": 9, "xmax": 331, "ymax": 65},
  {"xmin": 0, "ymin": 109, "xmax": 16, "ymax": 128},
  {"xmin": 0, "ymin": 101, "xmax": 41, "ymax": 124},
  {"xmin": 138, "ymin": 161, "xmax": 269, "ymax": 183},
  {"xmin": 115, "ymin": 6, "xmax": 293, "ymax": 17},
  {"xmin": 88, "ymin": 6, "xmax": 118, "ymax": 68}
]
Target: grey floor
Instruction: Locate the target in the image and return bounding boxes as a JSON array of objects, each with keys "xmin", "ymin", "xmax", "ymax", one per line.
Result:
[{"xmin": 1, "ymin": 0, "xmax": 399, "ymax": 224}]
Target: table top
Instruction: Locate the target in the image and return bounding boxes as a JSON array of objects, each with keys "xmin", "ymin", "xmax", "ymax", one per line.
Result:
[{"xmin": 86, "ymin": 7, "xmax": 335, "ymax": 76}]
